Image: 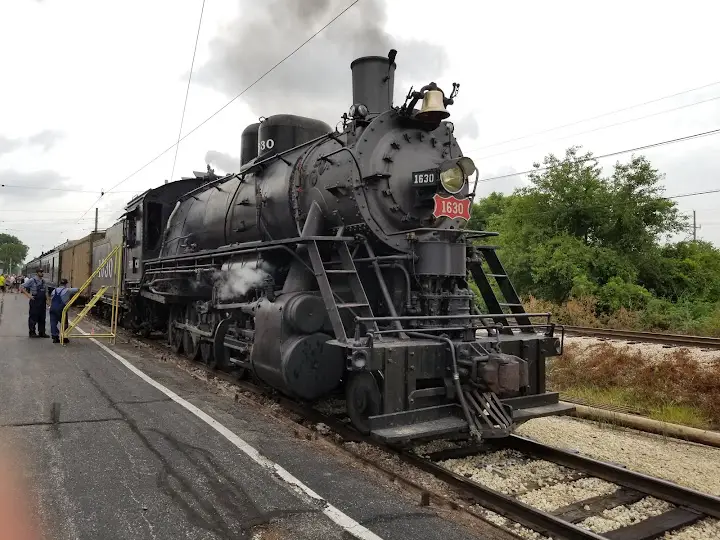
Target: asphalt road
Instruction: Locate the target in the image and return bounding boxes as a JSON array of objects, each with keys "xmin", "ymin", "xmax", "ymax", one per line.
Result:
[{"xmin": 0, "ymin": 292, "xmax": 510, "ymax": 540}]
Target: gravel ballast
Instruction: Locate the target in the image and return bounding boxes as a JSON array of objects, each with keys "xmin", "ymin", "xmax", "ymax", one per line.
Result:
[
  {"xmin": 516, "ymin": 416, "xmax": 720, "ymax": 496},
  {"xmin": 564, "ymin": 335, "xmax": 720, "ymax": 367}
]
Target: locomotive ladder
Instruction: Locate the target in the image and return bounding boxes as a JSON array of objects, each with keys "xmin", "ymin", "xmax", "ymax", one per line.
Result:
[
  {"xmin": 468, "ymin": 245, "xmax": 533, "ymax": 335},
  {"xmin": 307, "ymin": 237, "xmax": 379, "ymax": 344}
]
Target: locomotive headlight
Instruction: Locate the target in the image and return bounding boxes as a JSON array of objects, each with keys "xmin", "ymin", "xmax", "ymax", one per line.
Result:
[
  {"xmin": 440, "ymin": 166, "xmax": 465, "ymax": 194},
  {"xmin": 439, "ymin": 157, "xmax": 476, "ymax": 194}
]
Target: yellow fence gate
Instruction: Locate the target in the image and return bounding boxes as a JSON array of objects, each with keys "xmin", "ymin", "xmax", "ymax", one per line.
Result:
[{"xmin": 60, "ymin": 244, "xmax": 123, "ymax": 345}]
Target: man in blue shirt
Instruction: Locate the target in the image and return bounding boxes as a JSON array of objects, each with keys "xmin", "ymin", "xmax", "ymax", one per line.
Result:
[
  {"xmin": 49, "ymin": 279, "xmax": 79, "ymax": 344},
  {"xmin": 21, "ymin": 269, "xmax": 49, "ymax": 338}
]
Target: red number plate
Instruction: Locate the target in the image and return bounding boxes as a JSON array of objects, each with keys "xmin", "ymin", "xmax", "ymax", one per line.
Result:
[{"xmin": 432, "ymin": 194, "xmax": 471, "ymax": 221}]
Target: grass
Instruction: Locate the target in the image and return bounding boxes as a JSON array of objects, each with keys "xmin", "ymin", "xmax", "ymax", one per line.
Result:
[
  {"xmin": 548, "ymin": 342, "xmax": 720, "ymax": 430},
  {"xmin": 558, "ymin": 384, "xmax": 712, "ymax": 429},
  {"xmin": 524, "ymin": 294, "xmax": 720, "ymax": 337}
]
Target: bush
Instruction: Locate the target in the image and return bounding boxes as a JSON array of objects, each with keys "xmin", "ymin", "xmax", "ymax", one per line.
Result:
[
  {"xmin": 549, "ymin": 342, "xmax": 720, "ymax": 427},
  {"xmin": 596, "ymin": 277, "xmax": 652, "ymax": 314}
]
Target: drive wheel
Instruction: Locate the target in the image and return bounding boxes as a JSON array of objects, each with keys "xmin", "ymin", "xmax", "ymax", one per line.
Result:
[
  {"xmin": 183, "ymin": 305, "xmax": 201, "ymax": 361},
  {"xmin": 139, "ymin": 304, "xmax": 153, "ymax": 338},
  {"xmin": 199, "ymin": 341, "xmax": 214, "ymax": 365},
  {"xmin": 168, "ymin": 306, "xmax": 183, "ymax": 354},
  {"xmin": 346, "ymin": 371, "xmax": 382, "ymax": 435},
  {"xmin": 210, "ymin": 318, "xmax": 231, "ymax": 370}
]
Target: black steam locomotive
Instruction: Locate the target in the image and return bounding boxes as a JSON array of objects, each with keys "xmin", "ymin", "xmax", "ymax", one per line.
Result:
[{"xmin": 92, "ymin": 51, "xmax": 573, "ymax": 442}]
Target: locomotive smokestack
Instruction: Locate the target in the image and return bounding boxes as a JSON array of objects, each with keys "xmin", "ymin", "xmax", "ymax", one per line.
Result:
[{"xmin": 350, "ymin": 53, "xmax": 396, "ymax": 115}]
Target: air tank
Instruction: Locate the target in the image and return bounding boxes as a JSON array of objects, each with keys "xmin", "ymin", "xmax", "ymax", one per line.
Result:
[
  {"xmin": 257, "ymin": 114, "xmax": 332, "ymax": 159},
  {"xmin": 241, "ymin": 122, "xmax": 260, "ymax": 165}
]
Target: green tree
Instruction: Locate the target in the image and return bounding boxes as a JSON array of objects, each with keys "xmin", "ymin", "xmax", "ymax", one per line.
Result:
[
  {"xmin": 0, "ymin": 233, "xmax": 28, "ymax": 273},
  {"xmin": 468, "ymin": 192, "xmax": 510, "ymax": 231},
  {"xmin": 477, "ymin": 147, "xmax": 688, "ymax": 305}
]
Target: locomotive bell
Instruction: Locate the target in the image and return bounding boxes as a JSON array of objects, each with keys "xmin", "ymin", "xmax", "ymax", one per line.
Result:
[{"xmin": 416, "ymin": 89, "xmax": 450, "ymax": 122}]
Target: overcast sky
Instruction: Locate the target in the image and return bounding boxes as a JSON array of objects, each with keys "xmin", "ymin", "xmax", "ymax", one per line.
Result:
[{"xmin": 0, "ymin": 0, "xmax": 718, "ymax": 263}]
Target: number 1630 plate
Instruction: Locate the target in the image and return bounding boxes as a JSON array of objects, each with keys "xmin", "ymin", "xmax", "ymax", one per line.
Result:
[{"xmin": 432, "ymin": 193, "xmax": 471, "ymax": 221}]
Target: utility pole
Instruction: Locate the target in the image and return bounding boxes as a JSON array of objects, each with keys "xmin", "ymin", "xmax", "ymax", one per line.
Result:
[
  {"xmin": 94, "ymin": 207, "xmax": 99, "ymax": 233},
  {"xmin": 692, "ymin": 210, "xmax": 701, "ymax": 242}
]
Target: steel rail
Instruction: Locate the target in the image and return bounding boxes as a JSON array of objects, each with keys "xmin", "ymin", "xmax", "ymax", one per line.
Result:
[
  {"xmin": 564, "ymin": 326, "xmax": 720, "ymax": 349},
  {"xmin": 398, "ymin": 451, "xmax": 607, "ymax": 539},
  {"xmin": 497, "ymin": 436, "xmax": 720, "ymax": 519},
  {"xmin": 424, "ymin": 436, "xmax": 720, "ymax": 539}
]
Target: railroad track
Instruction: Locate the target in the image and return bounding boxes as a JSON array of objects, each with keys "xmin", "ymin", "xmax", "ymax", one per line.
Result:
[
  {"xmin": 90, "ymin": 317, "xmax": 720, "ymax": 539},
  {"xmin": 218, "ymin": 366, "xmax": 720, "ymax": 539},
  {"xmin": 564, "ymin": 326, "xmax": 720, "ymax": 350},
  {"xmin": 418, "ymin": 437, "xmax": 720, "ymax": 539}
]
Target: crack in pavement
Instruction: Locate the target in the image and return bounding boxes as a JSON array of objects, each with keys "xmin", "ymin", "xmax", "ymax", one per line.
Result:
[
  {"xmin": 114, "ymin": 397, "xmax": 174, "ymax": 405},
  {"xmin": 0, "ymin": 417, "xmax": 125, "ymax": 428},
  {"xmin": 82, "ymin": 368, "xmax": 319, "ymax": 539}
]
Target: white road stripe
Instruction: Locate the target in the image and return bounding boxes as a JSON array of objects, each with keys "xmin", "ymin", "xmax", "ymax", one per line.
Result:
[{"xmin": 82, "ymin": 331, "xmax": 384, "ymax": 540}]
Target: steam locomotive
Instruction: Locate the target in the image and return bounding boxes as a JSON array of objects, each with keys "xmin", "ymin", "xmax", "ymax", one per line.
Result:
[{"xmin": 74, "ymin": 51, "xmax": 574, "ymax": 442}]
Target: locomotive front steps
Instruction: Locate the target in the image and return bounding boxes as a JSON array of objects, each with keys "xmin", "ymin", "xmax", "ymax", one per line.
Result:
[
  {"xmin": 368, "ymin": 404, "xmax": 469, "ymax": 443},
  {"xmin": 367, "ymin": 392, "xmax": 576, "ymax": 444}
]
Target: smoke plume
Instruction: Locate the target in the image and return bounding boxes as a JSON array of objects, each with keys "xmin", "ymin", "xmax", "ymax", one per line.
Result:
[
  {"xmin": 195, "ymin": 0, "xmax": 447, "ymax": 124},
  {"xmin": 205, "ymin": 150, "xmax": 239, "ymax": 174},
  {"xmin": 214, "ymin": 260, "xmax": 273, "ymax": 301}
]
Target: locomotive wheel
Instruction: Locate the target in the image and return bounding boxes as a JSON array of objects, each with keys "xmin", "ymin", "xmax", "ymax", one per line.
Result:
[
  {"xmin": 182, "ymin": 331, "xmax": 201, "ymax": 361},
  {"xmin": 199, "ymin": 342, "xmax": 214, "ymax": 365},
  {"xmin": 170, "ymin": 323, "xmax": 183, "ymax": 354},
  {"xmin": 210, "ymin": 318, "xmax": 231, "ymax": 370},
  {"xmin": 168, "ymin": 307, "xmax": 183, "ymax": 354},
  {"xmin": 139, "ymin": 304, "xmax": 153, "ymax": 338},
  {"xmin": 183, "ymin": 305, "xmax": 201, "ymax": 361},
  {"xmin": 346, "ymin": 372, "xmax": 382, "ymax": 435}
]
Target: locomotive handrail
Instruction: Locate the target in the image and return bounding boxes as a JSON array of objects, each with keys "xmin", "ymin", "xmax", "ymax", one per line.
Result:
[
  {"xmin": 238, "ymin": 131, "xmax": 338, "ymax": 174},
  {"xmin": 387, "ymin": 228, "xmax": 499, "ymax": 238},
  {"xmin": 178, "ymin": 172, "xmax": 237, "ymax": 202},
  {"xmin": 354, "ymin": 313, "xmax": 556, "ymax": 340},
  {"xmin": 353, "ymin": 312, "xmax": 553, "ymax": 322},
  {"xmin": 364, "ymin": 324, "xmax": 557, "ymax": 335},
  {"xmin": 144, "ymin": 235, "xmax": 357, "ymax": 265}
]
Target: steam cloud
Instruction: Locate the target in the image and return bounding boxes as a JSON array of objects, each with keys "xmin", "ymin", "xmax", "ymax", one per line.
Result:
[
  {"xmin": 195, "ymin": 0, "xmax": 447, "ymax": 124},
  {"xmin": 214, "ymin": 260, "xmax": 273, "ymax": 301},
  {"xmin": 205, "ymin": 150, "xmax": 239, "ymax": 174}
]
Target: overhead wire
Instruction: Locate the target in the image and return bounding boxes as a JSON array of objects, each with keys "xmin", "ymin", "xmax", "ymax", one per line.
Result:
[
  {"xmin": 471, "ymin": 79, "xmax": 720, "ymax": 152},
  {"xmin": 52, "ymin": 0, "xmax": 361, "ymax": 246},
  {"xmin": 58, "ymin": 0, "xmax": 210, "ymax": 241},
  {"xmin": 475, "ymin": 127, "xmax": 720, "ymax": 185},
  {"xmin": 103, "ymin": 0, "xmax": 361, "ymax": 196},
  {"xmin": 479, "ymin": 188, "xmax": 720, "ymax": 222},
  {"xmin": 169, "ymin": 0, "xmax": 206, "ymax": 184},
  {"xmin": 469, "ymin": 94, "xmax": 720, "ymax": 160}
]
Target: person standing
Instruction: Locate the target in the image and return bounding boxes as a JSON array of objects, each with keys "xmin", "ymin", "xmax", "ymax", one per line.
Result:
[
  {"xmin": 49, "ymin": 279, "xmax": 79, "ymax": 344},
  {"xmin": 21, "ymin": 269, "xmax": 49, "ymax": 338},
  {"xmin": 7, "ymin": 275, "xmax": 15, "ymax": 293},
  {"xmin": 0, "ymin": 274, "xmax": 5, "ymax": 295}
]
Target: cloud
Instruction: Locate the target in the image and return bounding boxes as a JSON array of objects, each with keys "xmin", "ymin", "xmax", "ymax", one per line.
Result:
[
  {"xmin": 0, "ymin": 169, "xmax": 81, "ymax": 203},
  {"xmin": 0, "ymin": 136, "xmax": 23, "ymax": 157},
  {"xmin": 0, "ymin": 130, "xmax": 64, "ymax": 158},
  {"xmin": 205, "ymin": 150, "xmax": 239, "ymax": 174},
  {"xmin": 27, "ymin": 129, "xmax": 64, "ymax": 152},
  {"xmin": 195, "ymin": 0, "xmax": 447, "ymax": 125},
  {"xmin": 455, "ymin": 114, "xmax": 480, "ymax": 140}
]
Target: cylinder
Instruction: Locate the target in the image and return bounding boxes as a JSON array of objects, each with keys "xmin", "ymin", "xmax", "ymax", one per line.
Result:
[
  {"xmin": 350, "ymin": 56, "xmax": 396, "ymax": 114},
  {"xmin": 241, "ymin": 122, "xmax": 260, "ymax": 165}
]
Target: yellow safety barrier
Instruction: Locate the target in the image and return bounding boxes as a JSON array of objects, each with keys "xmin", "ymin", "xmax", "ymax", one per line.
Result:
[{"xmin": 61, "ymin": 244, "xmax": 123, "ymax": 344}]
